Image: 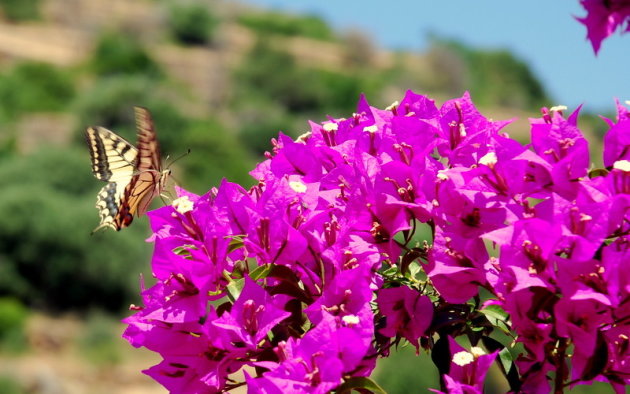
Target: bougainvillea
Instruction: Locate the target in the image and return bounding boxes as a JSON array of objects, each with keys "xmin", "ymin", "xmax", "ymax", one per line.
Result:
[
  {"xmin": 123, "ymin": 91, "xmax": 630, "ymax": 393},
  {"xmin": 577, "ymin": 0, "xmax": 630, "ymax": 53}
]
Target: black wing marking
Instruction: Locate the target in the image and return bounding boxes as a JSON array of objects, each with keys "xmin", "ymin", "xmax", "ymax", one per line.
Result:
[{"xmin": 85, "ymin": 126, "xmax": 137, "ymax": 182}]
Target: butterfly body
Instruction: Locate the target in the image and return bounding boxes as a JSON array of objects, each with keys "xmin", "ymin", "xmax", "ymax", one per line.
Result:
[{"xmin": 86, "ymin": 107, "xmax": 169, "ymax": 232}]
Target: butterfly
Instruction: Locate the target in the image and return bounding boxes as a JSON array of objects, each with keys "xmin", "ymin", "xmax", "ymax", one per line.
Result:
[{"xmin": 85, "ymin": 107, "xmax": 171, "ymax": 232}]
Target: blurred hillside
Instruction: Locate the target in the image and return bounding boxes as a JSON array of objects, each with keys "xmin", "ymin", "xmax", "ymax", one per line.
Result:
[{"xmin": 0, "ymin": 0, "xmax": 561, "ymax": 153}]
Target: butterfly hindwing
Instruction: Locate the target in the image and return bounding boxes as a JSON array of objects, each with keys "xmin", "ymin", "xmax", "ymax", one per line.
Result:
[
  {"xmin": 93, "ymin": 181, "xmax": 126, "ymax": 232},
  {"xmin": 86, "ymin": 107, "xmax": 169, "ymax": 232}
]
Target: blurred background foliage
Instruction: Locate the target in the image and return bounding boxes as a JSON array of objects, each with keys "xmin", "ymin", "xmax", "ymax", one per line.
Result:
[
  {"xmin": 0, "ymin": 0, "xmax": 41, "ymax": 22},
  {"xmin": 0, "ymin": 0, "xmax": 610, "ymax": 391},
  {"xmin": 237, "ymin": 9, "xmax": 335, "ymax": 41}
]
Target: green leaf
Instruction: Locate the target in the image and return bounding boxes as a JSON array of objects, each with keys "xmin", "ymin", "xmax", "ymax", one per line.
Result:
[
  {"xmin": 499, "ymin": 347, "xmax": 513, "ymax": 373},
  {"xmin": 480, "ymin": 336, "xmax": 520, "ymax": 392},
  {"xmin": 400, "ymin": 248, "xmax": 423, "ymax": 276},
  {"xmin": 336, "ymin": 377, "xmax": 387, "ymax": 394},
  {"xmin": 226, "ymin": 278, "xmax": 244, "ymax": 301},
  {"xmin": 172, "ymin": 244, "xmax": 196, "ymax": 258},
  {"xmin": 480, "ymin": 304, "xmax": 508, "ymax": 324},
  {"xmin": 250, "ymin": 264, "xmax": 273, "ymax": 280},
  {"xmin": 407, "ymin": 262, "xmax": 424, "ymax": 280},
  {"xmin": 499, "ymin": 347, "xmax": 521, "ymax": 392},
  {"xmin": 227, "ymin": 235, "xmax": 246, "ymax": 253},
  {"xmin": 380, "ymin": 265, "xmax": 398, "ymax": 277}
]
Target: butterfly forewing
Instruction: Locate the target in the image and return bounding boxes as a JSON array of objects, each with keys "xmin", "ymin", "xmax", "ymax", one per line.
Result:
[
  {"xmin": 134, "ymin": 107, "xmax": 162, "ymax": 173},
  {"xmin": 125, "ymin": 106, "xmax": 167, "ymax": 218},
  {"xmin": 85, "ymin": 127, "xmax": 138, "ymax": 182}
]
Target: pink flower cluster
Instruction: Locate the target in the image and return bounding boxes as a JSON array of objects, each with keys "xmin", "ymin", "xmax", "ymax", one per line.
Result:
[
  {"xmin": 577, "ymin": 0, "xmax": 630, "ymax": 53},
  {"xmin": 124, "ymin": 91, "xmax": 630, "ymax": 393}
]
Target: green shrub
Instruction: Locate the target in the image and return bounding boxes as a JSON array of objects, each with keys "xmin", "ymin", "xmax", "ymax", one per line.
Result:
[
  {"xmin": 0, "ymin": 375, "xmax": 21, "ymax": 394},
  {"xmin": 0, "ymin": 148, "xmax": 151, "ymax": 312},
  {"xmin": 90, "ymin": 31, "xmax": 162, "ymax": 79},
  {"xmin": 0, "ymin": 298, "xmax": 28, "ymax": 347},
  {"xmin": 468, "ymin": 50, "xmax": 549, "ymax": 109},
  {"xmin": 0, "ymin": 147, "xmax": 94, "ymax": 196},
  {"xmin": 0, "ymin": 0, "xmax": 40, "ymax": 21},
  {"xmin": 0, "ymin": 62, "xmax": 75, "ymax": 119},
  {"xmin": 74, "ymin": 76, "xmax": 189, "ymax": 154},
  {"xmin": 310, "ymin": 68, "xmax": 371, "ymax": 114},
  {"xmin": 181, "ymin": 118, "xmax": 256, "ymax": 193},
  {"xmin": 0, "ymin": 134, "xmax": 17, "ymax": 159},
  {"xmin": 234, "ymin": 97, "xmax": 300, "ymax": 155},
  {"xmin": 79, "ymin": 312, "xmax": 121, "ymax": 365},
  {"xmin": 431, "ymin": 39, "xmax": 551, "ymax": 110},
  {"xmin": 233, "ymin": 39, "xmax": 298, "ymax": 105},
  {"xmin": 238, "ymin": 11, "xmax": 334, "ymax": 41},
  {"xmin": 169, "ymin": 3, "xmax": 217, "ymax": 46},
  {"xmin": 374, "ymin": 346, "xmax": 439, "ymax": 392},
  {"xmin": 234, "ymin": 39, "xmax": 372, "ymax": 117}
]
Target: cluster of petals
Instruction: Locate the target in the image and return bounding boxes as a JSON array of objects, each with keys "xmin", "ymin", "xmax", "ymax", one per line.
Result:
[
  {"xmin": 124, "ymin": 90, "xmax": 630, "ymax": 393},
  {"xmin": 577, "ymin": 0, "xmax": 630, "ymax": 53}
]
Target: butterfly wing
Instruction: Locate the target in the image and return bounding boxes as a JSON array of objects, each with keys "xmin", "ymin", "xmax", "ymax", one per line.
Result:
[
  {"xmin": 85, "ymin": 126, "xmax": 137, "ymax": 182},
  {"xmin": 113, "ymin": 107, "xmax": 168, "ymax": 229},
  {"xmin": 134, "ymin": 106, "xmax": 162, "ymax": 174},
  {"xmin": 85, "ymin": 127, "xmax": 138, "ymax": 232}
]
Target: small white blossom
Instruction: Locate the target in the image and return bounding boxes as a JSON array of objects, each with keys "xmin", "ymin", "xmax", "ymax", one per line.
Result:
[
  {"xmin": 342, "ymin": 315, "xmax": 360, "ymax": 326},
  {"xmin": 452, "ymin": 351, "xmax": 475, "ymax": 366},
  {"xmin": 613, "ymin": 160, "xmax": 630, "ymax": 172},
  {"xmin": 386, "ymin": 100, "xmax": 399, "ymax": 111},
  {"xmin": 172, "ymin": 195, "xmax": 193, "ymax": 214},
  {"xmin": 470, "ymin": 346, "xmax": 486, "ymax": 357},
  {"xmin": 323, "ymin": 122, "xmax": 338, "ymax": 132},
  {"xmin": 479, "ymin": 152, "xmax": 498, "ymax": 166},
  {"xmin": 550, "ymin": 105, "xmax": 568, "ymax": 112},
  {"xmin": 437, "ymin": 170, "xmax": 449, "ymax": 181},
  {"xmin": 289, "ymin": 180, "xmax": 307, "ymax": 193},
  {"xmin": 363, "ymin": 125, "xmax": 378, "ymax": 133},
  {"xmin": 295, "ymin": 131, "xmax": 311, "ymax": 143}
]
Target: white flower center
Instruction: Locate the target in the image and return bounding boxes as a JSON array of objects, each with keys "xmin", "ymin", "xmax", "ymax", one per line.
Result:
[
  {"xmin": 613, "ymin": 160, "xmax": 630, "ymax": 172},
  {"xmin": 323, "ymin": 122, "xmax": 338, "ymax": 132},
  {"xmin": 289, "ymin": 181, "xmax": 307, "ymax": 193},
  {"xmin": 386, "ymin": 100, "xmax": 399, "ymax": 111},
  {"xmin": 295, "ymin": 131, "xmax": 311, "ymax": 143},
  {"xmin": 172, "ymin": 196, "xmax": 193, "ymax": 214},
  {"xmin": 437, "ymin": 170, "xmax": 449, "ymax": 181},
  {"xmin": 342, "ymin": 315, "xmax": 360, "ymax": 326},
  {"xmin": 470, "ymin": 346, "xmax": 486, "ymax": 357},
  {"xmin": 452, "ymin": 351, "xmax": 474, "ymax": 366},
  {"xmin": 550, "ymin": 105, "xmax": 568, "ymax": 112},
  {"xmin": 363, "ymin": 125, "xmax": 378, "ymax": 133},
  {"xmin": 479, "ymin": 152, "xmax": 497, "ymax": 166}
]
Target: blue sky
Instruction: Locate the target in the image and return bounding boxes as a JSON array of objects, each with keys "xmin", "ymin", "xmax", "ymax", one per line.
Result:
[{"xmin": 239, "ymin": 0, "xmax": 629, "ymax": 113}]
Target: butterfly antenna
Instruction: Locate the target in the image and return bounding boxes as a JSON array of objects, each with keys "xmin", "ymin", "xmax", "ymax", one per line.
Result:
[{"xmin": 166, "ymin": 148, "xmax": 191, "ymax": 168}]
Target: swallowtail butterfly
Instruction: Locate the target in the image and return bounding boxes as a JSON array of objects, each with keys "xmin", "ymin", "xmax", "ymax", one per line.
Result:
[{"xmin": 85, "ymin": 107, "xmax": 170, "ymax": 232}]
